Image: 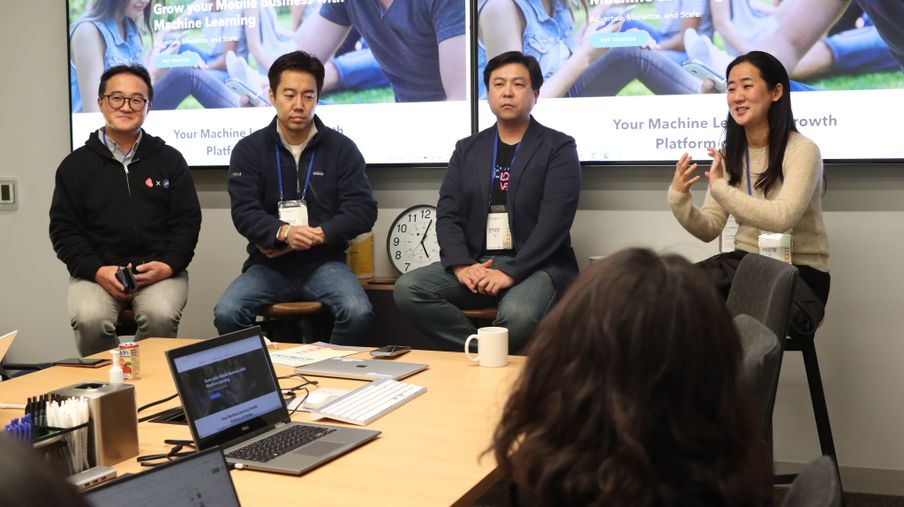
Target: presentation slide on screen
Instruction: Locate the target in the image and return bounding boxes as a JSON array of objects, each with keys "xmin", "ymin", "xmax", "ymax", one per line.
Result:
[
  {"xmin": 173, "ymin": 338, "xmax": 281, "ymax": 439},
  {"xmin": 68, "ymin": 0, "xmax": 471, "ymax": 165},
  {"xmin": 475, "ymin": 0, "xmax": 904, "ymax": 162}
]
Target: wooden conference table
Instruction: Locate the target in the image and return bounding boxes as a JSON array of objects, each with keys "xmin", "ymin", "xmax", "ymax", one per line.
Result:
[{"xmin": 0, "ymin": 339, "xmax": 526, "ymax": 506}]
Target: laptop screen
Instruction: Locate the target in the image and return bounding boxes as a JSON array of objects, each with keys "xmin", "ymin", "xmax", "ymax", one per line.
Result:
[
  {"xmin": 166, "ymin": 327, "xmax": 288, "ymax": 449},
  {"xmin": 84, "ymin": 448, "xmax": 240, "ymax": 507}
]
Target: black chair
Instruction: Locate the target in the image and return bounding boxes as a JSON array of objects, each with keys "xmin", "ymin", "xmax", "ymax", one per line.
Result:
[
  {"xmin": 726, "ymin": 254, "xmax": 798, "ymax": 454},
  {"xmin": 726, "ymin": 254, "xmax": 798, "ymax": 342},
  {"xmin": 781, "ymin": 456, "xmax": 843, "ymax": 507},
  {"xmin": 726, "ymin": 255, "xmax": 842, "ymax": 495},
  {"xmin": 734, "ymin": 314, "xmax": 782, "ymax": 438}
]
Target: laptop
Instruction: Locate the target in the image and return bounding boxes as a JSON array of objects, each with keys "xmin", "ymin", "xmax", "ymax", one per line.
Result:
[
  {"xmin": 0, "ymin": 330, "xmax": 17, "ymax": 362},
  {"xmin": 83, "ymin": 447, "xmax": 239, "ymax": 507},
  {"xmin": 165, "ymin": 327, "xmax": 380, "ymax": 475},
  {"xmin": 295, "ymin": 357, "xmax": 428, "ymax": 381}
]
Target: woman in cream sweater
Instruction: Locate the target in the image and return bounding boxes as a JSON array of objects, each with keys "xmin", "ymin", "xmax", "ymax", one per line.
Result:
[{"xmin": 669, "ymin": 50, "xmax": 829, "ymax": 336}]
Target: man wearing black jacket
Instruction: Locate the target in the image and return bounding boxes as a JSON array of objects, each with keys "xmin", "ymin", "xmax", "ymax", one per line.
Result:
[
  {"xmin": 50, "ymin": 65, "xmax": 201, "ymax": 356},
  {"xmin": 214, "ymin": 51, "xmax": 377, "ymax": 344}
]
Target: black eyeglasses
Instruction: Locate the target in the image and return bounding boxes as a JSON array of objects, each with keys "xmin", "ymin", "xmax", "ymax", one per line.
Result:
[{"xmin": 102, "ymin": 94, "xmax": 149, "ymax": 111}]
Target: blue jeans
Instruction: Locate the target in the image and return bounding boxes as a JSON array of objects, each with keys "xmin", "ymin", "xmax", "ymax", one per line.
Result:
[
  {"xmin": 214, "ymin": 262, "xmax": 373, "ymax": 345},
  {"xmin": 569, "ymin": 46, "xmax": 701, "ymax": 97},
  {"xmin": 153, "ymin": 67, "xmax": 238, "ymax": 110},
  {"xmin": 393, "ymin": 259, "xmax": 556, "ymax": 354},
  {"xmin": 824, "ymin": 25, "xmax": 899, "ymax": 75}
]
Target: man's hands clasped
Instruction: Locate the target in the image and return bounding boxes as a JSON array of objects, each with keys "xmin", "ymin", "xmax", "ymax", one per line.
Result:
[{"xmin": 452, "ymin": 259, "xmax": 514, "ymax": 297}]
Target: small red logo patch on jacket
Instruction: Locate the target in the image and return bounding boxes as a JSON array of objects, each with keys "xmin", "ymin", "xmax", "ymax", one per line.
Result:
[{"xmin": 145, "ymin": 178, "xmax": 153, "ymax": 188}]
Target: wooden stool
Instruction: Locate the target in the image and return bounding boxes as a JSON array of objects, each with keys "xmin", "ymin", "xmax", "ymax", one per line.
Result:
[
  {"xmin": 257, "ymin": 302, "xmax": 329, "ymax": 343},
  {"xmin": 116, "ymin": 308, "xmax": 137, "ymax": 336},
  {"xmin": 461, "ymin": 307, "xmax": 498, "ymax": 328}
]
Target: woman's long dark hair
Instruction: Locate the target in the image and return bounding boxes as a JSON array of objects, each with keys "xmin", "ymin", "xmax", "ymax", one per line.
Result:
[
  {"xmin": 723, "ymin": 51, "xmax": 796, "ymax": 198},
  {"xmin": 492, "ymin": 248, "xmax": 771, "ymax": 507},
  {"xmin": 82, "ymin": 0, "xmax": 152, "ymax": 35}
]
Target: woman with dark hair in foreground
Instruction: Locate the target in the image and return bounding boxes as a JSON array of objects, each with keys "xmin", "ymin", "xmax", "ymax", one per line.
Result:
[
  {"xmin": 0, "ymin": 435, "xmax": 90, "ymax": 507},
  {"xmin": 492, "ymin": 248, "xmax": 771, "ymax": 507}
]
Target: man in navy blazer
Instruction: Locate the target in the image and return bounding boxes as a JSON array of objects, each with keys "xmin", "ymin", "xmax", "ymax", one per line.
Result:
[{"xmin": 394, "ymin": 51, "xmax": 581, "ymax": 353}]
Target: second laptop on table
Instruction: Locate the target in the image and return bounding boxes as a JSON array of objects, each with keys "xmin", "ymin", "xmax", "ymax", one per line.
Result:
[{"xmin": 164, "ymin": 326, "xmax": 380, "ymax": 475}]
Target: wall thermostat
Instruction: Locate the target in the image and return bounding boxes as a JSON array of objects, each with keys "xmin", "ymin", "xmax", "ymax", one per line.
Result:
[{"xmin": 0, "ymin": 179, "xmax": 17, "ymax": 210}]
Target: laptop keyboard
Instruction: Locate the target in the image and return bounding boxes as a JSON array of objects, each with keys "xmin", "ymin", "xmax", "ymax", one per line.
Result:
[
  {"xmin": 226, "ymin": 424, "xmax": 336, "ymax": 463},
  {"xmin": 313, "ymin": 379, "xmax": 426, "ymax": 426}
]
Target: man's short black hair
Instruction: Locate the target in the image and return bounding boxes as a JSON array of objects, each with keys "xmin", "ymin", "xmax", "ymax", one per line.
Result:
[
  {"xmin": 483, "ymin": 51, "xmax": 544, "ymax": 92},
  {"xmin": 98, "ymin": 65, "xmax": 154, "ymax": 101},
  {"xmin": 268, "ymin": 50, "xmax": 325, "ymax": 95}
]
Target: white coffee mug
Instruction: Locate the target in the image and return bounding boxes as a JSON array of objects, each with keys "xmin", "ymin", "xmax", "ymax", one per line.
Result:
[{"xmin": 465, "ymin": 327, "xmax": 509, "ymax": 368}]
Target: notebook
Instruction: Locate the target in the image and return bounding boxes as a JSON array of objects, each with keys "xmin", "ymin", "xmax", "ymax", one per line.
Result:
[
  {"xmin": 0, "ymin": 330, "xmax": 17, "ymax": 362},
  {"xmin": 165, "ymin": 327, "xmax": 380, "ymax": 475},
  {"xmin": 83, "ymin": 447, "xmax": 239, "ymax": 507},
  {"xmin": 295, "ymin": 357, "xmax": 428, "ymax": 381}
]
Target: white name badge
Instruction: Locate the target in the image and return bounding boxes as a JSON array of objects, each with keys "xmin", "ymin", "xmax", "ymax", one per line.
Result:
[
  {"xmin": 486, "ymin": 212, "xmax": 512, "ymax": 250},
  {"xmin": 278, "ymin": 200, "xmax": 308, "ymax": 227}
]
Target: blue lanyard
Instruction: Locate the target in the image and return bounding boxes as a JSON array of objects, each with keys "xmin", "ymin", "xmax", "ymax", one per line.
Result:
[
  {"xmin": 745, "ymin": 148, "xmax": 752, "ymax": 195},
  {"xmin": 745, "ymin": 146, "xmax": 783, "ymax": 196},
  {"xmin": 275, "ymin": 144, "xmax": 315, "ymax": 202},
  {"xmin": 489, "ymin": 128, "xmax": 520, "ymax": 202}
]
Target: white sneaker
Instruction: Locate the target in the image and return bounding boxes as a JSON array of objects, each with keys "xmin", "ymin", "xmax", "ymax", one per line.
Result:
[
  {"xmin": 684, "ymin": 28, "xmax": 711, "ymax": 64},
  {"xmin": 702, "ymin": 36, "xmax": 733, "ymax": 78},
  {"xmin": 226, "ymin": 50, "xmax": 268, "ymax": 91}
]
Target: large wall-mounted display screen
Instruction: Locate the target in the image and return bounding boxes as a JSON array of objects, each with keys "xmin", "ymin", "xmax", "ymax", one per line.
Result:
[
  {"xmin": 475, "ymin": 0, "xmax": 904, "ymax": 162},
  {"xmin": 68, "ymin": 0, "xmax": 471, "ymax": 166},
  {"xmin": 69, "ymin": 0, "xmax": 904, "ymax": 165}
]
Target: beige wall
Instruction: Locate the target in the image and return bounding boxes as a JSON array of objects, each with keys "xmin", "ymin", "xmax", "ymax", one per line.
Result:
[{"xmin": 2, "ymin": 2, "xmax": 902, "ymax": 493}]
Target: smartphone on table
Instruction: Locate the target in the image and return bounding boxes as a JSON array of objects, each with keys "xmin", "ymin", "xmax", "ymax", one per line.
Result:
[{"xmin": 370, "ymin": 345, "xmax": 411, "ymax": 359}]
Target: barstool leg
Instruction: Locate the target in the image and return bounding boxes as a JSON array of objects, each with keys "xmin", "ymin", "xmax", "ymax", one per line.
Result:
[{"xmin": 800, "ymin": 338, "xmax": 844, "ymax": 498}]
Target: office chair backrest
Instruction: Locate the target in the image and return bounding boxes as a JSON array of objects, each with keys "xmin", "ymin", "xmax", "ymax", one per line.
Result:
[
  {"xmin": 726, "ymin": 254, "xmax": 798, "ymax": 342},
  {"xmin": 734, "ymin": 314, "xmax": 782, "ymax": 437},
  {"xmin": 781, "ymin": 456, "xmax": 843, "ymax": 507}
]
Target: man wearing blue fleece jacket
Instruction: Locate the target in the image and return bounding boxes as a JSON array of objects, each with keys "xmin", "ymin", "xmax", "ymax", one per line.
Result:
[{"xmin": 215, "ymin": 51, "xmax": 377, "ymax": 345}]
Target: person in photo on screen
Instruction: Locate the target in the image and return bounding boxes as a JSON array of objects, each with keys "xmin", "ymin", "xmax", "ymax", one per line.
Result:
[
  {"xmin": 69, "ymin": 0, "xmax": 240, "ymax": 111},
  {"xmin": 477, "ymin": 0, "xmax": 705, "ymax": 98},
  {"xmin": 50, "ymin": 65, "xmax": 202, "ymax": 356},
  {"xmin": 153, "ymin": 0, "xmax": 248, "ymax": 83},
  {"xmin": 214, "ymin": 51, "xmax": 377, "ymax": 345},
  {"xmin": 712, "ymin": 0, "xmax": 904, "ymax": 80},
  {"xmin": 293, "ymin": 0, "xmax": 466, "ymax": 101},
  {"xmin": 617, "ymin": 0, "xmax": 715, "ymax": 65},
  {"xmin": 394, "ymin": 52, "xmax": 581, "ymax": 353},
  {"xmin": 687, "ymin": 0, "xmax": 899, "ymax": 88},
  {"xmin": 669, "ymin": 51, "xmax": 830, "ymax": 336},
  {"xmin": 0, "ymin": 436, "xmax": 91, "ymax": 507},
  {"xmin": 230, "ymin": 5, "xmax": 390, "ymax": 99},
  {"xmin": 491, "ymin": 248, "xmax": 771, "ymax": 506}
]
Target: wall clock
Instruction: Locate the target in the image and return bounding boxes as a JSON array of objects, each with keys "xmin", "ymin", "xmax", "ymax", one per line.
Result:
[{"xmin": 387, "ymin": 205, "xmax": 440, "ymax": 274}]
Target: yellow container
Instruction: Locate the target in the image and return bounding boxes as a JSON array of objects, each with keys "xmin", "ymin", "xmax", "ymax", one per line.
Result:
[{"xmin": 347, "ymin": 231, "xmax": 374, "ymax": 279}]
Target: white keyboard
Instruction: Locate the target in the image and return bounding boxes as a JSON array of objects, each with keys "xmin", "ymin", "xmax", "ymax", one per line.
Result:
[{"xmin": 311, "ymin": 378, "xmax": 426, "ymax": 426}]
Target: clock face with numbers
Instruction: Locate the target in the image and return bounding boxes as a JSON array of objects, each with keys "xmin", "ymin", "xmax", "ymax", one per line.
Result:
[{"xmin": 387, "ymin": 205, "xmax": 440, "ymax": 274}]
